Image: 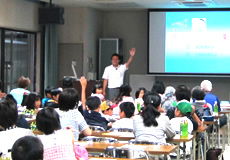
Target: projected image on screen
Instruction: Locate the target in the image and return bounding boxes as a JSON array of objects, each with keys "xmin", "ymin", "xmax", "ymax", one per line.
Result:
[{"xmin": 149, "ymin": 10, "xmax": 230, "ymax": 75}]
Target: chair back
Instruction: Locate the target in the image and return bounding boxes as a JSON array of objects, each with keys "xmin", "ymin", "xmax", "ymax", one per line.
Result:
[
  {"xmin": 109, "ymin": 128, "xmax": 133, "ymax": 132},
  {"xmin": 89, "ymin": 125, "xmax": 105, "ymax": 131},
  {"xmin": 82, "ymin": 136, "xmax": 117, "ymax": 143}
]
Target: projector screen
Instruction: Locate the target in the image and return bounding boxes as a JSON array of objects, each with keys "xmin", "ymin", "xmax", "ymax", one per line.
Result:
[{"xmin": 148, "ymin": 9, "xmax": 230, "ymax": 76}]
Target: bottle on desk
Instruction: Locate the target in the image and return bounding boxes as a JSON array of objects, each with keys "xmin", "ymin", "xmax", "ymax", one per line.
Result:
[
  {"xmin": 213, "ymin": 101, "xmax": 219, "ymax": 116},
  {"xmin": 180, "ymin": 119, "xmax": 188, "ymax": 138}
]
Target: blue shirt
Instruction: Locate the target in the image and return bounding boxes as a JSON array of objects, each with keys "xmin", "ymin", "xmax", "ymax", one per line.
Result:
[
  {"xmin": 42, "ymin": 98, "xmax": 50, "ymax": 106},
  {"xmin": 10, "ymin": 88, "xmax": 30, "ymax": 105},
  {"xmin": 204, "ymin": 92, "xmax": 221, "ymax": 112}
]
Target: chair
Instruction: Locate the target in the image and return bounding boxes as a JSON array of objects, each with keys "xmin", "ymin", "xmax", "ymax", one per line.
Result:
[
  {"xmin": 82, "ymin": 136, "xmax": 118, "ymax": 143},
  {"xmin": 109, "ymin": 128, "xmax": 133, "ymax": 132},
  {"xmin": 89, "ymin": 125, "xmax": 105, "ymax": 131}
]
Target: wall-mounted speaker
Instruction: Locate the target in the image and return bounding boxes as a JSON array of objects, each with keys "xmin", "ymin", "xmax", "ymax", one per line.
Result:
[{"xmin": 39, "ymin": 7, "xmax": 64, "ymax": 25}]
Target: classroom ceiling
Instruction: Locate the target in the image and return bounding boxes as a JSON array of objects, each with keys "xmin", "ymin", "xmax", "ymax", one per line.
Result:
[{"xmin": 40, "ymin": 0, "xmax": 230, "ymax": 10}]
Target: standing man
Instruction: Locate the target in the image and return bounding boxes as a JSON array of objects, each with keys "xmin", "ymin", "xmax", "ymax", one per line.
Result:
[{"xmin": 102, "ymin": 48, "xmax": 136, "ymax": 101}]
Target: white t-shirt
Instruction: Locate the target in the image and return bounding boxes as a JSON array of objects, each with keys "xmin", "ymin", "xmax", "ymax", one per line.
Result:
[
  {"xmin": 0, "ymin": 128, "xmax": 34, "ymax": 154},
  {"xmin": 170, "ymin": 117, "xmax": 193, "ymax": 134},
  {"xmin": 102, "ymin": 64, "xmax": 127, "ymax": 88},
  {"xmin": 112, "ymin": 118, "xmax": 133, "ymax": 130}
]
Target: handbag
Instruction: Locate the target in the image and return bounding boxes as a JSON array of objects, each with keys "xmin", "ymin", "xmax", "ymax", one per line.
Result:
[{"xmin": 206, "ymin": 148, "xmax": 222, "ymax": 160}]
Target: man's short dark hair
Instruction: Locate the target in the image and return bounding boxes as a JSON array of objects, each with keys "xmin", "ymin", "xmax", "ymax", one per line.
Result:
[
  {"xmin": 86, "ymin": 96, "xmax": 101, "ymax": 111},
  {"xmin": 11, "ymin": 136, "xmax": 43, "ymax": 160},
  {"xmin": 191, "ymin": 86, "xmax": 206, "ymax": 100},
  {"xmin": 59, "ymin": 88, "xmax": 78, "ymax": 111},
  {"xmin": 36, "ymin": 107, "xmax": 61, "ymax": 135},
  {"xmin": 175, "ymin": 85, "xmax": 191, "ymax": 101},
  {"xmin": 119, "ymin": 102, "xmax": 135, "ymax": 118},
  {"xmin": 111, "ymin": 53, "xmax": 120, "ymax": 60}
]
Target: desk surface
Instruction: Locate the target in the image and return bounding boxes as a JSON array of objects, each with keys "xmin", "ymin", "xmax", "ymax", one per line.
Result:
[
  {"xmin": 89, "ymin": 157, "xmax": 147, "ymax": 160},
  {"xmin": 76, "ymin": 142, "xmax": 177, "ymax": 155},
  {"xmin": 91, "ymin": 131, "xmax": 135, "ymax": 141},
  {"xmin": 167, "ymin": 134, "xmax": 195, "ymax": 143},
  {"xmin": 203, "ymin": 120, "xmax": 217, "ymax": 125}
]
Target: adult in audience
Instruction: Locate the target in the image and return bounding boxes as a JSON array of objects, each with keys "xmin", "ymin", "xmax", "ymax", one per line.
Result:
[
  {"xmin": 56, "ymin": 87, "xmax": 91, "ymax": 140},
  {"xmin": 11, "ymin": 136, "xmax": 43, "ymax": 160},
  {"xmin": 102, "ymin": 48, "xmax": 136, "ymax": 101},
  {"xmin": 200, "ymin": 80, "xmax": 227, "ymax": 128},
  {"xmin": 0, "ymin": 97, "xmax": 34, "ymax": 155},
  {"xmin": 10, "ymin": 76, "xmax": 31, "ymax": 105},
  {"xmin": 133, "ymin": 92, "xmax": 175, "ymax": 144}
]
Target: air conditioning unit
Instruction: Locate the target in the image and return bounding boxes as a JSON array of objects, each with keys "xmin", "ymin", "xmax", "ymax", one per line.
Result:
[{"xmin": 172, "ymin": 0, "xmax": 217, "ymax": 7}]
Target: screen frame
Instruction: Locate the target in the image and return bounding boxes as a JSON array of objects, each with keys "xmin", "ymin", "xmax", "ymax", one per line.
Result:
[{"xmin": 148, "ymin": 8, "xmax": 230, "ymax": 77}]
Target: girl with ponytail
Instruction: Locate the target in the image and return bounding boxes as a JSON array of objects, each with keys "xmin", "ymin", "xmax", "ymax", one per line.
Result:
[{"xmin": 133, "ymin": 92, "xmax": 175, "ymax": 144}]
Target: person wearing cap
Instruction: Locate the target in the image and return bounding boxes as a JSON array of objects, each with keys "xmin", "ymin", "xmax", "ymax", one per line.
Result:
[{"xmin": 170, "ymin": 101, "xmax": 193, "ymax": 134}]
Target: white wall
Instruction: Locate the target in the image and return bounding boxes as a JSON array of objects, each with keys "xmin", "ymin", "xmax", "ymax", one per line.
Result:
[
  {"xmin": 0, "ymin": 0, "xmax": 40, "ymax": 31},
  {"xmin": 57, "ymin": 7, "xmax": 103, "ymax": 78}
]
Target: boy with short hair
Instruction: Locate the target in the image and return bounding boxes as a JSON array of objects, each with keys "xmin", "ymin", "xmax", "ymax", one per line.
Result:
[
  {"xmin": 84, "ymin": 96, "xmax": 108, "ymax": 130},
  {"xmin": 111, "ymin": 102, "xmax": 135, "ymax": 130},
  {"xmin": 11, "ymin": 136, "xmax": 43, "ymax": 160},
  {"xmin": 44, "ymin": 88, "xmax": 62, "ymax": 108},
  {"xmin": 42, "ymin": 86, "xmax": 54, "ymax": 106}
]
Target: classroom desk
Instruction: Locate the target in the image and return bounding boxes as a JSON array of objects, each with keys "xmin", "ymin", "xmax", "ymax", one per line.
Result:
[
  {"xmin": 219, "ymin": 110, "xmax": 230, "ymax": 145},
  {"xmin": 195, "ymin": 125, "xmax": 210, "ymax": 160},
  {"xmin": 203, "ymin": 120, "xmax": 218, "ymax": 149},
  {"xmin": 90, "ymin": 131, "xmax": 135, "ymax": 141},
  {"xmin": 167, "ymin": 134, "xmax": 196, "ymax": 160},
  {"xmin": 89, "ymin": 157, "xmax": 147, "ymax": 160},
  {"xmin": 76, "ymin": 141, "xmax": 177, "ymax": 160}
]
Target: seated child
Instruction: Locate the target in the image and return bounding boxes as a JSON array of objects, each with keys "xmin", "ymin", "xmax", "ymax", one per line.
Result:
[
  {"xmin": 84, "ymin": 96, "xmax": 109, "ymax": 130},
  {"xmin": 101, "ymin": 101, "xmax": 116, "ymax": 122},
  {"xmin": 191, "ymin": 86, "xmax": 212, "ymax": 116},
  {"xmin": 42, "ymin": 86, "xmax": 54, "ymax": 106},
  {"xmin": 44, "ymin": 88, "xmax": 62, "ymax": 108},
  {"xmin": 91, "ymin": 83, "xmax": 104, "ymax": 101},
  {"xmin": 36, "ymin": 107, "xmax": 78, "ymax": 160},
  {"xmin": 170, "ymin": 101, "xmax": 193, "ymax": 134},
  {"xmin": 11, "ymin": 136, "xmax": 43, "ymax": 160},
  {"xmin": 111, "ymin": 102, "xmax": 135, "ymax": 130}
]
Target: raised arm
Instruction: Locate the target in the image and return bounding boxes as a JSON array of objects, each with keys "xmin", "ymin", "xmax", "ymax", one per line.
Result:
[
  {"xmin": 80, "ymin": 76, "xmax": 87, "ymax": 110},
  {"xmin": 103, "ymin": 79, "xmax": 108, "ymax": 98},
  {"xmin": 125, "ymin": 47, "xmax": 136, "ymax": 68}
]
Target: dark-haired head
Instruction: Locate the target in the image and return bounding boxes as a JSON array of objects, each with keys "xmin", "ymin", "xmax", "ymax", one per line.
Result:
[
  {"xmin": 18, "ymin": 76, "xmax": 31, "ymax": 89},
  {"xmin": 36, "ymin": 107, "xmax": 61, "ymax": 135},
  {"xmin": 25, "ymin": 93, "xmax": 42, "ymax": 110},
  {"xmin": 0, "ymin": 99, "xmax": 18, "ymax": 130},
  {"xmin": 50, "ymin": 88, "xmax": 62, "ymax": 101},
  {"xmin": 151, "ymin": 81, "xmax": 165, "ymax": 94},
  {"xmin": 45, "ymin": 86, "xmax": 54, "ymax": 97},
  {"xmin": 59, "ymin": 88, "xmax": 78, "ymax": 111},
  {"xmin": 62, "ymin": 77, "xmax": 73, "ymax": 89},
  {"xmin": 135, "ymin": 87, "xmax": 147, "ymax": 99},
  {"xmin": 115, "ymin": 84, "xmax": 132, "ymax": 104},
  {"xmin": 111, "ymin": 53, "xmax": 120, "ymax": 60},
  {"xmin": 11, "ymin": 136, "xmax": 43, "ymax": 160},
  {"xmin": 141, "ymin": 92, "xmax": 161, "ymax": 127},
  {"xmin": 175, "ymin": 85, "xmax": 191, "ymax": 101},
  {"xmin": 86, "ymin": 96, "xmax": 101, "ymax": 111},
  {"xmin": 92, "ymin": 83, "xmax": 103, "ymax": 94},
  {"xmin": 119, "ymin": 102, "xmax": 135, "ymax": 118},
  {"xmin": 191, "ymin": 86, "xmax": 206, "ymax": 101}
]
